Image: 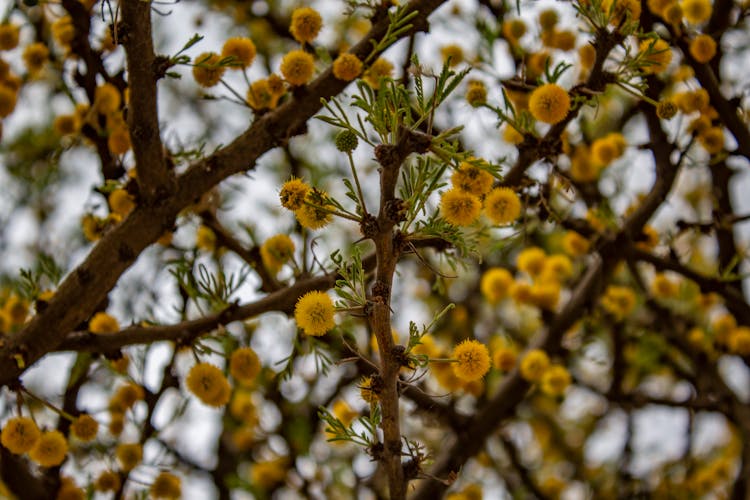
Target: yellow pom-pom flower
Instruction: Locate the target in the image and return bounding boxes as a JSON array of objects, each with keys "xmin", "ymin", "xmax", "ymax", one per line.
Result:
[
  {"xmin": 440, "ymin": 44, "xmax": 464, "ymax": 66},
  {"xmin": 729, "ymin": 327, "xmax": 750, "ymax": 356},
  {"xmin": 440, "ymin": 188, "xmax": 481, "ymax": 226},
  {"xmin": 517, "ymin": 246, "xmax": 547, "ymax": 278},
  {"xmin": 639, "ymin": 38, "xmax": 672, "ymax": 74},
  {"xmin": 562, "ymin": 231, "xmax": 590, "ymax": 256},
  {"xmin": 362, "ymin": 57, "xmax": 394, "ymax": 89},
  {"xmin": 23, "ymin": 42, "xmax": 49, "ymax": 74},
  {"xmin": 541, "ymin": 364, "xmax": 571, "ymax": 397},
  {"xmin": 698, "ymin": 126, "xmax": 724, "ymax": 154},
  {"xmin": 681, "ymin": 0, "xmax": 712, "ymax": 24},
  {"xmin": 602, "ymin": 0, "xmax": 642, "ymax": 25},
  {"xmin": 192, "ymin": 52, "xmax": 226, "ymax": 88},
  {"xmin": 290, "ymin": 7, "xmax": 323, "ymax": 44},
  {"xmin": 689, "ymin": 34, "xmax": 717, "ymax": 63},
  {"xmin": 95, "ymin": 471, "xmax": 121, "ymax": 492},
  {"xmin": 480, "ymin": 267, "xmax": 514, "ymax": 304},
  {"xmin": 451, "ymin": 162, "xmax": 494, "ymax": 195},
  {"xmin": 280, "ymin": 49, "xmax": 315, "ymax": 86},
  {"xmin": 29, "ymin": 430, "xmax": 68, "ymax": 467},
  {"xmin": 332, "ymin": 53, "xmax": 363, "ymax": 81},
  {"xmin": 484, "ymin": 187, "xmax": 522, "ymax": 225},
  {"xmin": 600, "ymin": 285, "xmax": 637, "ymax": 320},
  {"xmin": 151, "ymin": 472, "xmax": 182, "ymax": 499},
  {"xmin": 115, "ymin": 442, "xmax": 142, "ymax": 472},
  {"xmin": 229, "ymin": 347, "xmax": 262, "ymax": 385},
  {"xmin": 0, "ymin": 85, "xmax": 17, "ymax": 118},
  {"xmin": 89, "ymin": 312, "xmax": 120, "ymax": 334},
  {"xmin": 541, "ymin": 254, "xmax": 573, "ymax": 283},
  {"xmin": 493, "ymin": 345, "xmax": 517, "ymax": 372},
  {"xmin": 260, "ymin": 234, "xmax": 295, "ymax": 274},
  {"xmin": 295, "ymin": 189, "xmax": 333, "ymax": 230},
  {"xmin": 465, "ymin": 80, "xmax": 488, "ymax": 107},
  {"xmin": 222, "ymin": 37, "xmax": 256, "ymax": 69},
  {"xmin": 0, "ymin": 24, "xmax": 20, "ymax": 51},
  {"xmin": 359, "ymin": 376, "xmax": 379, "ymax": 403},
  {"xmin": 94, "ymin": 83, "xmax": 121, "ymax": 114},
  {"xmin": 109, "ymin": 188, "xmax": 135, "ymax": 217},
  {"xmin": 186, "ymin": 363, "xmax": 232, "ymax": 407},
  {"xmin": 229, "ymin": 391, "xmax": 258, "ymax": 424},
  {"xmin": 70, "ymin": 414, "xmax": 98, "ymax": 442},
  {"xmin": 1, "ymin": 416, "xmax": 40, "ymax": 454},
  {"xmin": 279, "ymin": 177, "xmax": 310, "ymax": 211},
  {"xmin": 529, "ymin": 281, "xmax": 561, "ymax": 310},
  {"xmin": 452, "ymin": 339, "xmax": 491, "ymax": 382},
  {"xmin": 519, "ymin": 349, "xmax": 550, "ymax": 382},
  {"xmin": 294, "ymin": 290, "xmax": 335, "ymax": 336},
  {"xmin": 107, "ymin": 127, "xmax": 131, "ymax": 155},
  {"xmin": 529, "ymin": 83, "xmax": 570, "ymax": 124}
]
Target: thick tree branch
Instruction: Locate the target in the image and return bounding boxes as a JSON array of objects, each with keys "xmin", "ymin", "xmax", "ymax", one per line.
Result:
[{"xmin": 120, "ymin": 0, "xmax": 173, "ymax": 202}]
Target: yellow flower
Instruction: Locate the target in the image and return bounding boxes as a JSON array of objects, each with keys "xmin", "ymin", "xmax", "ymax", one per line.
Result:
[
  {"xmin": 280, "ymin": 49, "xmax": 315, "ymax": 86},
  {"xmin": 465, "ymin": 80, "xmax": 487, "ymax": 107},
  {"xmin": 111, "ymin": 382, "xmax": 145, "ymax": 412},
  {"xmin": 541, "ymin": 364, "xmax": 571, "ymax": 396},
  {"xmin": 0, "ymin": 85, "xmax": 17, "ymax": 118},
  {"xmin": 229, "ymin": 391, "xmax": 258, "ymax": 424},
  {"xmin": 222, "ymin": 37, "xmax": 256, "ymax": 69},
  {"xmin": 4, "ymin": 295, "xmax": 28, "ymax": 325},
  {"xmin": 698, "ymin": 126, "xmax": 724, "ymax": 154},
  {"xmin": 648, "ymin": 0, "xmax": 673, "ymax": 16},
  {"xmin": 51, "ymin": 16, "xmax": 75, "ymax": 47},
  {"xmin": 579, "ymin": 43, "xmax": 596, "ymax": 71},
  {"xmin": 94, "ymin": 83, "xmax": 121, "ymax": 114},
  {"xmin": 452, "ymin": 339, "xmax": 491, "ymax": 382},
  {"xmin": 480, "ymin": 267, "xmax": 514, "ymax": 304},
  {"xmin": 89, "ymin": 312, "xmax": 120, "ymax": 334},
  {"xmin": 484, "ymin": 187, "xmax": 521, "ymax": 225},
  {"xmin": 294, "ymin": 291, "xmax": 335, "ymax": 336},
  {"xmin": 186, "ymin": 363, "xmax": 232, "ymax": 407},
  {"xmin": 29, "ymin": 430, "xmax": 68, "ymax": 467},
  {"xmin": 689, "ymin": 34, "xmax": 717, "ymax": 63},
  {"xmin": 196, "ymin": 224, "xmax": 216, "ymax": 252},
  {"xmin": 503, "ymin": 19, "xmax": 527, "ymax": 41},
  {"xmin": 94, "ymin": 470, "xmax": 121, "ymax": 492},
  {"xmin": 193, "ymin": 52, "xmax": 225, "ymax": 88},
  {"xmin": 279, "ymin": 177, "xmax": 310, "ymax": 211},
  {"xmin": 247, "ymin": 78, "xmax": 279, "ymax": 110},
  {"xmin": 656, "ymin": 99, "xmax": 678, "ymax": 119},
  {"xmin": 359, "ymin": 376, "xmax": 379, "ymax": 402},
  {"xmin": 711, "ymin": 313, "xmax": 736, "ymax": 345},
  {"xmin": 728, "ymin": 327, "xmax": 750, "ymax": 356},
  {"xmin": 362, "ymin": 57, "xmax": 394, "ymax": 89},
  {"xmin": 150, "ymin": 472, "xmax": 182, "ymax": 499},
  {"xmin": 503, "ymin": 124, "xmax": 524, "ymax": 144},
  {"xmin": 651, "ymin": 273, "xmax": 679, "ymax": 298},
  {"xmin": 332, "ymin": 399, "xmax": 358, "ymax": 426},
  {"xmin": 509, "ymin": 280, "xmax": 533, "ymax": 304},
  {"xmin": 538, "ymin": 9, "xmax": 559, "ymax": 31},
  {"xmin": 493, "ymin": 345, "xmax": 517, "ymax": 372},
  {"xmin": 107, "ymin": 127, "xmax": 131, "ymax": 155},
  {"xmin": 70, "ymin": 414, "xmax": 98, "ymax": 442},
  {"xmin": 115, "ymin": 442, "xmax": 142, "ymax": 472},
  {"xmin": 529, "ymin": 281, "xmax": 561, "ymax": 310},
  {"xmin": 250, "ymin": 457, "xmax": 288, "ymax": 490},
  {"xmin": 601, "ymin": 285, "xmax": 637, "ymax": 320},
  {"xmin": 551, "ymin": 30, "xmax": 576, "ymax": 51},
  {"xmin": 1, "ymin": 416, "xmax": 40, "ymax": 454},
  {"xmin": 529, "ymin": 83, "xmax": 570, "ymax": 124},
  {"xmin": 289, "ymin": 7, "xmax": 323, "ymax": 44},
  {"xmin": 57, "ymin": 477, "xmax": 84, "ymax": 500},
  {"xmin": 109, "ymin": 188, "xmax": 135, "ymax": 217},
  {"xmin": 520, "ymin": 349, "xmax": 550, "ymax": 382},
  {"xmin": 295, "ymin": 189, "xmax": 333, "ymax": 230},
  {"xmin": 541, "ymin": 254, "xmax": 573, "ymax": 282},
  {"xmin": 23, "ymin": 42, "xmax": 49, "ymax": 74},
  {"xmin": 602, "ymin": 0, "xmax": 642, "ymax": 25},
  {"xmin": 639, "ymin": 39, "xmax": 672, "ymax": 74},
  {"xmin": 451, "ymin": 161, "xmax": 494, "ymax": 195},
  {"xmin": 332, "ymin": 53, "xmax": 363, "ymax": 81},
  {"xmin": 0, "ymin": 24, "xmax": 20, "ymax": 51},
  {"xmin": 517, "ymin": 246, "xmax": 547, "ymax": 278},
  {"xmin": 229, "ymin": 347, "xmax": 261, "ymax": 385},
  {"xmin": 440, "ymin": 44, "xmax": 464, "ymax": 66},
  {"xmin": 562, "ymin": 231, "xmax": 589, "ymax": 257},
  {"xmin": 440, "ymin": 188, "xmax": 481, "ymax": 226},
  {"xmin": 260, "ymin": 234, "xmax": 295, "ymax": 274},
  {"xmin": 681, "ymin": 0, "xmax": 712, "ymax": 24},
  {"xmin": 53, "ymin": 114, "xmax": 79, "ymax": 135},
  {"xmin": 675, "ymin": 88, "xmax": 710, "ymax": 113}
]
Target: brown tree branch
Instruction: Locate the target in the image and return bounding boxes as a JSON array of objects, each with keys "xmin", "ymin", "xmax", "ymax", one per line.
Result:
[{"xmin": 120, "ymin": 0, "xmax": 173, "ymax": 202}]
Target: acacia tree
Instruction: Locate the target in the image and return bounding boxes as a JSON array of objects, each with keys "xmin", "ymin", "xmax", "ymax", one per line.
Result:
[{"xmin": 0, "ymin": 0, "xmax": 749, "ymax": 498}]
